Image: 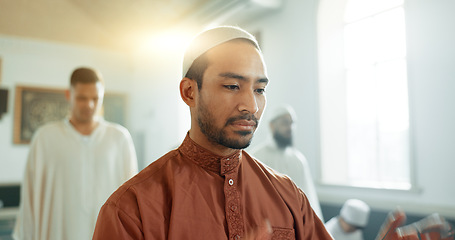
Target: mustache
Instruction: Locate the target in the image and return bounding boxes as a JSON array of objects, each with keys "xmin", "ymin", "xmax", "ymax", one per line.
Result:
[{"xmin": 225, "ymin": 114, "xmax": 259, "ymax": 127}]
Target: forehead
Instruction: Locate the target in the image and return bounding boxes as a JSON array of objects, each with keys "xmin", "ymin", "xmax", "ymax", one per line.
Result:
[
  {"xmin": 71, "ymin": 82, "xmax": 104, "ymax": 95},
  {"xmin": 204, "ymin": 40, "xmax": 266, "ymax": 75}
]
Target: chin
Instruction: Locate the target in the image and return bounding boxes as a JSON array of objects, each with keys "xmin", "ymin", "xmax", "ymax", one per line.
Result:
[
  {"xmin": 235, "ymin": 135, "xmax": 254, "ymax": 148},
  {"xmin": 235, "ymin": 130, "xmax": 254, "ymax": 136},
  {"xmin": 228, "ymin": 141, "xmax": 252, "ymax": 150},
  {"xmin": 220, "ymin": 134, "xmax": 253, "ymax": 150}
]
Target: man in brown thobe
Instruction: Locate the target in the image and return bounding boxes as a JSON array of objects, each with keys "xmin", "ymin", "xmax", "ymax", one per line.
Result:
[{"xmin": 93, "ymin": 26, "xmax": 333, "ymax": 240}]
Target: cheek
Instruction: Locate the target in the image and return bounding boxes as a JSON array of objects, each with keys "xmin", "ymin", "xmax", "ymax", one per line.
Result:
[
  {"xmin": 74, "ymin": 100, "xmax": 84, "ymax": 108},
  {"xmin": 256, "ymin": 97, "xmax": 267, "ymax": 117},
  {"xmin": 202, "ymin": 92, "xmax": 227, "ymax": 110}
]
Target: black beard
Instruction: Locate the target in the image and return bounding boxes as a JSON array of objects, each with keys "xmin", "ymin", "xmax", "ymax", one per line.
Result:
[
  {"xmin": 197, "ymin": 98, "xmax": 258, "ymax": 149},
  {"xmin": 273, "ymin": 131, "xmax": 293, "ymax": 149}
]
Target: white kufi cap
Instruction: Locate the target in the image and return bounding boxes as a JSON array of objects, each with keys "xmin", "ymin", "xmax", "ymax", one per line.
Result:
[
  {"xmin": 268, "ymin": 105, "xmax": 297, "ymax": 122},
  {"xmin": 340, "ymin": 199, "xmax": 371, "ymax": 227},
  {"xmin": 182, "ymin": 26, "xmax": 260, "ymax": 78}
]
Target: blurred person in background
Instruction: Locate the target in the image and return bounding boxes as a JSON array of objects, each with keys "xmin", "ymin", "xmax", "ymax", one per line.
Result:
[
  {"xmin": 13, "ymin": 67, "xmax": 138, "ymax": 240},
  {"xmin": 252, "ymin": 104, "xmax": 323, "ymax": 220},
  {"xmin": 325, "ymin": 199, "xmax": 370, "ymax": 240}
]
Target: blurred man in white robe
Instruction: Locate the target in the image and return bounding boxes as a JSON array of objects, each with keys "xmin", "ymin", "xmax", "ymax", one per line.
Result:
[
  {"xmin": 13, "ymin": 67, "xmax": 138, "ymax": 240},
  {"xmin": 251, "ymin": 105, "xmax": 323, "ymax": 220}
]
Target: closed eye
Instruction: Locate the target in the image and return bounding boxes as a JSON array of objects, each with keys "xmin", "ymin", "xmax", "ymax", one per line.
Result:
[
  {"xmin": 224, "ymin": 85, "xmax": 240, "ymax": 90},
  {"xmin": 255, "ymin": 88, "xmax": 266, "ymax": 95}
]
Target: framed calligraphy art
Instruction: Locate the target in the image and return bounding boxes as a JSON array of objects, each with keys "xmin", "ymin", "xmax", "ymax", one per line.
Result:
[
  {"xmin": 13, "ymin": 86, "xmax": 127, "ymax": 144},
  {"xmin": 13, "ymin": 86, "xmax": 68, "ymax": 144}
]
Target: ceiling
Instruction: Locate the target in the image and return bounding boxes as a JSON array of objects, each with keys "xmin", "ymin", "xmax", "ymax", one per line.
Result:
[{"xmin": 0, "ymin": 0, "xmax": 255, "ymax": 52}]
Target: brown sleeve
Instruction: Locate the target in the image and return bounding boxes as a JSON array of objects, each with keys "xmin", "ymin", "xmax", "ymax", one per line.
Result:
[
  {"xmin": 297, "ymin": 188, "xmax": 334, "ymax": 240},
  {"xmin": 93, "ymin": 202, "xmax": 143, "ymax": 240}
]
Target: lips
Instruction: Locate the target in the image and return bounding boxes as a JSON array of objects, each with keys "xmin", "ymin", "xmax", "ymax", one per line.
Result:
[
  {"xmin": 229, "ymin": 120, "xmax": 257, "ymax": 132},
  {"xmin": 226, "ymin": 114, "xmax": 258, "ymax": 125},
  {"xmin": 232, "ymin": 120, "xmax": 256, "ymax": 127}
]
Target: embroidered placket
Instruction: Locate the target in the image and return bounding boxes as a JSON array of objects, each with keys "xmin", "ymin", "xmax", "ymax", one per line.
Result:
[
  {"xmin": 179, "ymin": 135, "xmax": 244, "ymax": 238},
  {"xmin": 224, "ymin": 171, "xmax": 244, "ymax": 240}
]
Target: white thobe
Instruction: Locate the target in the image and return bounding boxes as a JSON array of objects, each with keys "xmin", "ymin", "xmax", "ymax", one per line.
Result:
[
  {"xmin": 13, "ymin": 118, "xmax": 138, "ymax": 240},
  {"xmin": 251, "ymin": 138, "xmax": 324, "ymax": 221},
  {"xmin": 325, "ymin": 217, "xmax": 364, "ymax": 240}
]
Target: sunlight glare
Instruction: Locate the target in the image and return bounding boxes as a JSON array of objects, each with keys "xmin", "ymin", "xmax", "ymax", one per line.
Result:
[
  {"xmin": 345, "ymin": 0, "xmax": 404, "ymax": 23},
  {"xmin": 139, "ymin": 30, "xmax": 192, "ymax": 55}
]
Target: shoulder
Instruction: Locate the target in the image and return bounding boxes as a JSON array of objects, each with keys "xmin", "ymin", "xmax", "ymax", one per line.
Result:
[
  {"xmin": 27, "ymin": 121, "xmax": 67, "ymax": 157},
  {"xmin": 99, "ymin": 150, "xmax": 181, "ymax": 222},
  {"xmin": 292, "ymin": 148, "xmax": 307, "ymax": 159},
  {"xmin": 101, "ymin": 120, "xmax": 128, "ymax": 132},
  {"xmin": 285, "ymin": 147, "xmax": 309, "ymax": 166},
  {"xmin": 324, "ymin": 217, "xmax": 340, "ymax": 237},
  {"xmin": 95, "ymin": 150, "xmax": 180, "ymax": 237},
  {"xmin": 325, "ymin": 217, "xmax": 338, "ymax": 227},
  {"xmin": 244, "ymin": 151, "xmax": 312, "ymax": 214},
  {"xmin": 249, "ymin": 142, "xmax": 276, "ymax": 162},
  {"xmin": 244, "ymin": 151, "xmax": 297, "ymax": 189},
  {"xmin": 106, "ymin": 149, "xmax": 179, "ymax": 204},
  {"xmin": 32, "ymin": 120, "xmax": 66, "ymax": 139},
  {"xmin": 39, "ymin": 120, "xmax": 65, "ymax": 131},
  {"xmin": 250, "ymin": 139, "xmax": 275, "ymax": 154},
  {"xmin": 100, "ymin": 120, "xmax": 132, "ymax": 138}
]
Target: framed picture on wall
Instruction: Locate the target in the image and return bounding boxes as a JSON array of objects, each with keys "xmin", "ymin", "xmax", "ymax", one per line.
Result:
[
  {"xmin": 13, "ymin": 85, "xmax": 128, "ymax": 144},
  {"xmin": 13, "ymin": 86, "xmax": 69, "ymax": 144}
]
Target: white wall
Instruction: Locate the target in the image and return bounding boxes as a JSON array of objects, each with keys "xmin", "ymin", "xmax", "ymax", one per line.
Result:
[
  {"xmin": 241, "ymin": 0, "xmax": 455, "ymax": 218},
  {"xmin": 127, "ymin": 45, "xmax": 190, "ymax": 168},
  {"xmin": 403, "ymin": 0, "xmax": 455, "ymax": 214}
]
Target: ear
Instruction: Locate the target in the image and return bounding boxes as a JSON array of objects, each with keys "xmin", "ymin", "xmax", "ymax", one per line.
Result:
[
  {"xmin": 180, "ymin": 77, "xmax": 197, "ymax": 107},
  {"xmin": 65, "ymin": 89, "xmax": 71, "ymax": 101}
]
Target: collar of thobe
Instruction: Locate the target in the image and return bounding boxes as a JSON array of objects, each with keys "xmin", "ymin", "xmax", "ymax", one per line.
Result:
[
  {"xmin": 179, "ymin": 133, "xmax": 242, "ymax": 176},
  {"xmin": 64, "ymin": 117, "xmax": 104, "ymax": 141}
]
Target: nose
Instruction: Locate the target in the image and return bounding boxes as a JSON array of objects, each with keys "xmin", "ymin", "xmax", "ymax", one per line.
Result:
[{"xmin": 238, "ymin": 89, "xmax": 259, "ymax": 114}]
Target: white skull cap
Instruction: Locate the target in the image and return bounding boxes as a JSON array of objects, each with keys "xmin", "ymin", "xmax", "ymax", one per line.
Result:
[
  {"xmin": 182, "ymin": 26, "xmax": 260, "ymax": 78},
  {"xmin": 340, "ymin": 199, "xmax": 371, "ymax": 227},
  {"xmin": 269, "ymin": 105, "xmax": 297, "ymax": 122}
]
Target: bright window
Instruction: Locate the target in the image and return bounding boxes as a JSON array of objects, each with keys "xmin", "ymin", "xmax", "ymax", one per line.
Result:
[{"xmin": 318, "ymin": 0, "xmax": 411, "ymax": 189}]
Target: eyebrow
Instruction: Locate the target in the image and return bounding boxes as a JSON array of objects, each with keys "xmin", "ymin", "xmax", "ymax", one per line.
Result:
[{"xmin": 219, "ymin": 72, "xmax": 269, "ymax": 84}]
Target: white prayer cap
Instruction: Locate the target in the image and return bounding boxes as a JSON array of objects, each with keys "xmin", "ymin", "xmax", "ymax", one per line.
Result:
[
  {"xmin": 340, "ymin": 199, "xmax": 371, "ymax": 227},
  {"xmin": 268, "ymin": 105, "xmax": 297, "ymax": 122},
  {"xmin": 182, "ymin": 26, "xmax": 260, "ymax": 78}
]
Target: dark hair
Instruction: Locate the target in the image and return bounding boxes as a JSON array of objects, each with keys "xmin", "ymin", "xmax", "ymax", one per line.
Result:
[
  {"xmin": 185, "ymin": 54, "xmax": 208, "ymax": 90},
  {"xmin": 184, "ymin": 38, "xmax": 260, "ymax": 91},
  {"xmin": 70, "ymin": 67, "xmax": 103, "ymax": 87}
]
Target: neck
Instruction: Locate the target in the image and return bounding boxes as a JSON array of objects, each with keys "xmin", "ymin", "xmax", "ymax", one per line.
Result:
[
  {"xmin": 339, "ymin": 217, "xmax": 357, "ymax": 233},
  {"xmin": 69, "ymin": 117, "xmax": 99, "ymax": 135},
  {"xmin": 276, "ymin": 143, "xmax": 287, "ymax": 150}
]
